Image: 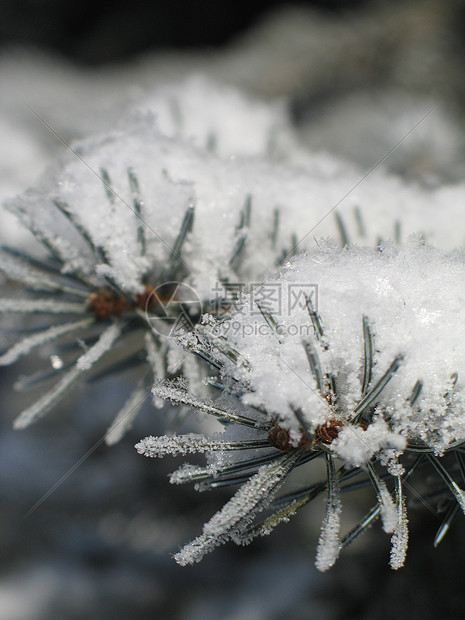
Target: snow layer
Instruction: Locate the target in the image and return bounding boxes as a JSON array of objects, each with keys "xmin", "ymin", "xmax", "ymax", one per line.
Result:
[
  {"xmin": 8, "ymin": 111, "xmax": 465, "ymax": 298},
  {"xmin": 210, "ymin": 242, "xmax": 465, "ymax": 459},
  {"xmin": 134, "ymin": 75, "xmax": 293, "ymax": 159}
]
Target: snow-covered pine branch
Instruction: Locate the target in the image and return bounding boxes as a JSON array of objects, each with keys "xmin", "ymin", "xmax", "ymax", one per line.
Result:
[
  {"xmin": 3, "ymin": 77, "xmax": 465, "ymax": 440},
  {"xmin": 137, "ymin": 242, "xmax": 465, "ymax": 570}
]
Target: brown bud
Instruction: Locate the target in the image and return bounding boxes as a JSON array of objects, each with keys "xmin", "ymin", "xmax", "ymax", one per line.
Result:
[{"xmin": 86, "ymin": 289, "xmax": 126, "ymax": 318}]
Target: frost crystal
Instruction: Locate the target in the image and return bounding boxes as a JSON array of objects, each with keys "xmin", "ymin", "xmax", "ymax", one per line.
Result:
[
  {"xmin": 76, "ymin": 323, "xmax": 121, "ymax": 371},
  {"xmin": 174, "ymin": 453, "xmax": 299, "ymax": 566},
  {"xmin": 390, "ymin": 478, "xmax": 409, "ymax": 570},
  {"xmin": 315, "ymin": 454, "xmax": 342, "ymax": 572},
  {"xmin": 136, "ymin": 434, "xmax": 220, "ymax": 458}
]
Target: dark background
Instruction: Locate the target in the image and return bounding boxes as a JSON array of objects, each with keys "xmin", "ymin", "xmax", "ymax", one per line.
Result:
[{"xmin": 0, "ymin": 0, "xmax": 372, "ymax": 64}]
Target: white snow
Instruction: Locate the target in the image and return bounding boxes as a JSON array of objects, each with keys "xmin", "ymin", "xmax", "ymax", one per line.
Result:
[
  {"xmin": 333, "ymin": 419, "xmax": 406, "ymax": 467},
  {"xmin": 8, "ymin": 108, "xmax": 465, "ymax": 298},
  {"xmin": 205, "ymin": 242, "xmax": 465, "ymax": 459},
  {"xmin": 134, "ymin": 75, "xmax": 293, "ymax": 159}
]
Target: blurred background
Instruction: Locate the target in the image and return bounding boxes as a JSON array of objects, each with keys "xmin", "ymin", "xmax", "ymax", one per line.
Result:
[
  {"xmin": 0, "ymin": 0, "xmax": 372, "ymax": 63},
  {"xmin": 2, "ymin": 1, "xmax": 465, "ymax": 618}
]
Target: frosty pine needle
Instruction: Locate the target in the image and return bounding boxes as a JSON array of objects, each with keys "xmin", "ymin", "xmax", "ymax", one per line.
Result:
[
  {"xmin": 0, "ymin": 181, "xmax": 197, "ymax": 437},
  {"xmin": 137, "ymin": 243, "xmax": 465, "ymax": 570}
]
